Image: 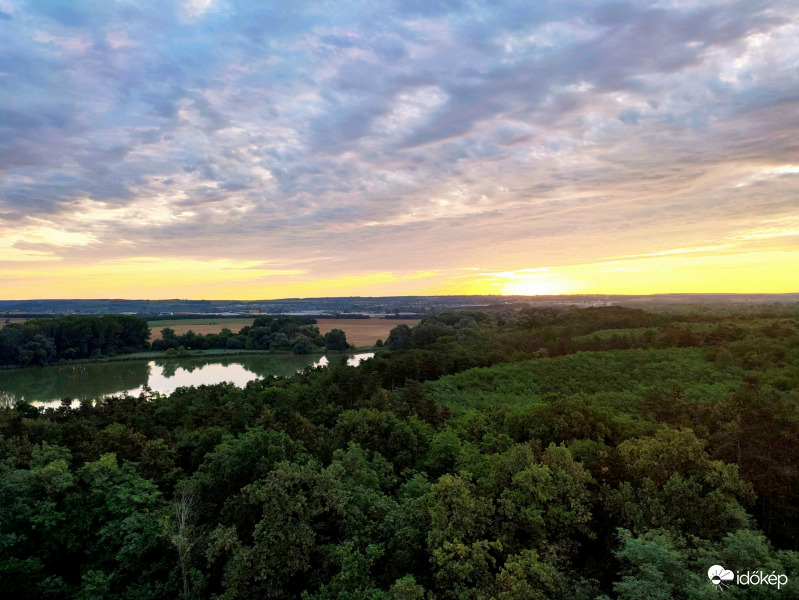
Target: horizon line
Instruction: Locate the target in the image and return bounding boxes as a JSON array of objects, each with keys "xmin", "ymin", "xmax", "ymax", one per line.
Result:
[{"xmin": 2, "ymin": 292, "xmax": 799, "ymax": 303}]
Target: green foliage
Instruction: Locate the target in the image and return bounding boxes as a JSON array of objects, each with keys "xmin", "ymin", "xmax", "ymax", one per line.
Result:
[
  {"xmin": 324, "ymin": 328, "xmax": 349, "ymax": 351},
  {"xmin": 612, "ymin": 529, "xmax": 691, "ymax": 600},
  {"xmin": 291, "ymin": 335, "xmax": 317, "ymax": 355},
  {"xmin": 150, "ymin": 315, "xmax": 325, "ymax": 354},
  {"xmin": 609, "ymin": 527, "xmax": 799, "ymax": 599},
  {"xmin": 425, "ymin": 347, "xmax": 744, "ymax": 414},
  {"xmin": 0, "ymin": 445, "xmax": 169, "ymax": 599},
  {"xmin": 0, "ymin": 315, "xmax": 150, "ymax": 366},
  {"xmin": 387, "ymin": 324, "xmax": 413, "ymax": 351},
  {"xmin": 1, "ymin": 304, "xmax": 798, "ymax": 597}
]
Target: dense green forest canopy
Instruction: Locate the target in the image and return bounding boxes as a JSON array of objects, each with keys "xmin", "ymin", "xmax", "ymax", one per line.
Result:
[
  {"xmin": 0, "ymin": 315, "xmax": 150, "ymax": 366},
  {"xmin": 1, "ymin": 304, "xmax": 798, "ymax": 599}
]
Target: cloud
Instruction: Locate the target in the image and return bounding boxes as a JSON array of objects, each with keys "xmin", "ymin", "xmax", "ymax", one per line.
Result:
[{"xmin": 1, "ymin": 1, "xmax": 798, "ymax": 297}]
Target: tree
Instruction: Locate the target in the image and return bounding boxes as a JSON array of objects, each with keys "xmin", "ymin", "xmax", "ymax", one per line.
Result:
[
  {"xmin": 391, "ymin": 575, "xmax": 425, "ymax": 600},
  {"xmin": 271, "ymin": 332, "xmax": 290, "ymax": 350},
  {"xmin": 324, "ymin": 328, "xmax": 349, "ymax": 351},
  {"xmin": 611, "ymin": 529, "xmax": 689, "ymax": 600},
  {"xmin": 387, "ymin": 324, "xmax": 413, "ymax": 351},
  {"xmin": 605, "ymin": 428, "xmax": 753, "ymax": 540},
  {"xmin": 292, "ymin": 335, "xmax": 316, "ymax": 355},
  {"xmin": 17, "ymin": 334, "xmax": 57, "ymax": 366},
  {"xmin": 169, "ymin": 486, "xmax": 199, "ymax": 597}
]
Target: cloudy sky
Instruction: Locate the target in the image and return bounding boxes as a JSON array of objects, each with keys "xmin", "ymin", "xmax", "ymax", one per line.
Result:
[{"xmin": 1, "ymin": 0, "xmax": 797, "ymax": 299}]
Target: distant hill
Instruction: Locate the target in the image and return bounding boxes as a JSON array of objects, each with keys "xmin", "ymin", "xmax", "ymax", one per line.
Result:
[{"xmin": 1, "ymin": 293, "xmax": 797, "ymax": 318}]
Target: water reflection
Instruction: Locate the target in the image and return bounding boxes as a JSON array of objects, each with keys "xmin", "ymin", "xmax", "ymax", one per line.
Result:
[
  {"xmin": 1, "ymin": 361, "xmax": 151, "ymax": 406},
  {"xmin": 0, "ymin": 352, "xmax": 373, "ymax": 406}
]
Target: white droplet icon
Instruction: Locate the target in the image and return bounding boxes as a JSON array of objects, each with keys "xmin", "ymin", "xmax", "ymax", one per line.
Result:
[{"xmin": 708, "ymin": 565, "xmax": 734, "ymax": 586}]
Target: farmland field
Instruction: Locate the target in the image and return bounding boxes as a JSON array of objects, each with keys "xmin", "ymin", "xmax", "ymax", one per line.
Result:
[
  {"xmin": 147, "ymin": 318, "xmax": 254, "ymax": 338},
  {"xmin": 147, "ymin": 317, "xmax": 420, "ymax": 346},
  {"xmin": 315, "ymin": 318, "xmax": 420, "ymax": 346}
]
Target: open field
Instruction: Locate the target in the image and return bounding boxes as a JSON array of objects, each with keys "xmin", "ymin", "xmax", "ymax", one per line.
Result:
[
  {"xmin": 315, "ymin": 318, "xmax": 420, "ymax": 346},
  {"xmin": 147, "ymin": 318, "xmax": 254, "ymax": 337},
  {"xmin": 148, "ymin": 317, "xmax": 421, "ymax": 346}
]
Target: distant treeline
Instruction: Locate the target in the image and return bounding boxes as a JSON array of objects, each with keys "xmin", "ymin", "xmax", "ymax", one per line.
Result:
[
  {"xmin": 152, "ymin": 315, "xmax": 349, "ymax": 355},
  {"xmin": 0, "ymin": 315, "xmax": 150, "ymax": 367}
]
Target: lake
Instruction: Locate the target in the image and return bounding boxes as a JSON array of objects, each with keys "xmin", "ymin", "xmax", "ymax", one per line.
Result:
[{"xmin": 0, "ymin": 352, "xmax": 374, "ymax": 407}]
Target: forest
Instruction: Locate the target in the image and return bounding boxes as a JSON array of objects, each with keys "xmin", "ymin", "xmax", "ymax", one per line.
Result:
[
  {"xmin": 0, "ymin": 315, "xmax": 150, "ymax": 367},
  {"xmin": 151, "ymin": 316, "xmax": 349, "ymax": 355},
  {"xmin": 0, "ymin": 304, "xmax": 798, "ymax": 598},
  {"xmin": 0, "ymin": 315, "xmax": 350, "ymax": 367}
]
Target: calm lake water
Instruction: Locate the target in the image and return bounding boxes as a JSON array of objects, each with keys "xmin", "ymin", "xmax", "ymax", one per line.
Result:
[{"xmin": 0, "ymin": 352, "xmax": 374, "ymax": 407}]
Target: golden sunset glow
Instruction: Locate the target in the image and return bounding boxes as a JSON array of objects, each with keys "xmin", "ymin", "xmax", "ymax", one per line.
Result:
[
  {"xmin": 495, "ymin": 269, "xmax": 583, "ymax": 296},
  {"xmin": 4, "ymin": 247, "xmax": 795, "ymax": 300},
  {"xmin": 1, "ymin": 259, "xmax": 447, "ymax": 299},
  {"xmin": 425, "ymin": 249, "xmax": 799, "ymax": 298},
  {"xmin": 1, "ymin": 258, "xmax": 301, "ymax": 299}
]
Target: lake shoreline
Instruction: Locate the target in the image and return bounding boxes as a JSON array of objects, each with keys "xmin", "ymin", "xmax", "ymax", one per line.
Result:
[
  {"xmin": 0, "ymin": 345, "xmax": 378, "ymax": 371},
  {"xmin": 2, "ymin": 351, "xmax": 378, "ymax": 406}
]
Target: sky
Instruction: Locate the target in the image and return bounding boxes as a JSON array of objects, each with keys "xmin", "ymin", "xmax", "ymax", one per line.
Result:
[{"xmin": 1, "ymin": 0, "xmax": 797, "ymax": 299}]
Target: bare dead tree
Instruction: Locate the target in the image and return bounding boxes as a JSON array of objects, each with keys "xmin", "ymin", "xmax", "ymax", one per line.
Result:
[{"xmin": 171, "ymin": 486, "xmax": 199, "ymax": 597}]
